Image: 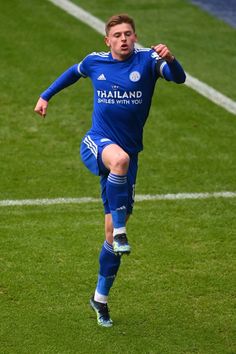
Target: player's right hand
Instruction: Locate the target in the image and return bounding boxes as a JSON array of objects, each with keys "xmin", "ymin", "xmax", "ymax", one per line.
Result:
[{"xmin": 34, "ymin": 97, "xmax": 48, "ymax": 118}]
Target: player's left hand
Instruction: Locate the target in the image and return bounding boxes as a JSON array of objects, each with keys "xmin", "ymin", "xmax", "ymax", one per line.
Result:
[{"xmin": 151, "ymin": 44, "xmax": 175, "ymax": 63}]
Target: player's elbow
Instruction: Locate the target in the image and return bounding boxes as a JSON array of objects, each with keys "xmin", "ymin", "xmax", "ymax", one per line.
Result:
[{"xmin": 176, "ymin": 72, "xmax": 186, "ymax": 84}]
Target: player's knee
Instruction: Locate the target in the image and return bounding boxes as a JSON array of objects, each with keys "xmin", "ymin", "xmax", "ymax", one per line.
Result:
[{"xmin": 111, "ymin": 152, "xmax": 130, "ymax": 172}]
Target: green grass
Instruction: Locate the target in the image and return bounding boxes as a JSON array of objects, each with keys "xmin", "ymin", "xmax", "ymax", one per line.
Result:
[
  {"xmin": 0, "ymin": 0, "xmax": 236, "ymax": 353},
  {"xmin": 1, "ymin": 200, "xmax": 235, "ymax": 353}
]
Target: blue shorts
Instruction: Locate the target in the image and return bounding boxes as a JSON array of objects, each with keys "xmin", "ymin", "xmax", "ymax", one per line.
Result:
[{"xmin": 80, "ymin": 133, "xmax": 138, "ymax": 214}]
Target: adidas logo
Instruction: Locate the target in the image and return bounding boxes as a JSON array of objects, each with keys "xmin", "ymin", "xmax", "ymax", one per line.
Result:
[{"xmin": 97, "ymin": 74, "xmax": 106, "ymax": 80}]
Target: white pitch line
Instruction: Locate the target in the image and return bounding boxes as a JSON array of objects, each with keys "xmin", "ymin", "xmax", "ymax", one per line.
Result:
[
  {"xmin": 135, "ymin": 191, "xmax": 236, "ymax": 201},
  {"xmin": 48, "ymin": 0, "xmax": 236, "ymax": 115},
  {"xmin": 0, "ymin": 192, "xmax": 236, "ymax": 207},
  {"xmin": 0, "ymin": 197, "xmax": 100, "ymax": 207}
]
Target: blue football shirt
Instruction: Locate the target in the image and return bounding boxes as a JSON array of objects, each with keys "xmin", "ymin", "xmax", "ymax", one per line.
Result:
[{"xmin": 78, "ymin": 48, "xmax": 163, "ymax": 154}]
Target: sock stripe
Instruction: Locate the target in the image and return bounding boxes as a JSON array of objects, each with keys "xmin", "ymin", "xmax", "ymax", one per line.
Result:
[
  {"xmin": 104, "ymin": 241, "xmax": 115, "ymax": 254},
  {"xmin": 107, "ymin": 174, "xmax": 127, "ymax": 185}
]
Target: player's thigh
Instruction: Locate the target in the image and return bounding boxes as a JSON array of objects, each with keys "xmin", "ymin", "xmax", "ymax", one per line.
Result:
[{"xmin": 80, "ymin": 134, "xmax": 112, "ymax": 175}]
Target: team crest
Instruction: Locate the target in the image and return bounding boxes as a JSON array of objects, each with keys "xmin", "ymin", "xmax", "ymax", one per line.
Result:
[
  {"xmin": 151, "ymin": 52, "xmax": 161, "ymax": 60},
  {"xmin": 129, "ymin": 71, "xmax": 141, "ymax": 82}
]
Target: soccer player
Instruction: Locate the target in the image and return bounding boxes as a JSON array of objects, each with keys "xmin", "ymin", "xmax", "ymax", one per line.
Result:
[{"xmin": 34, "ymin": 14, "xmax": 186, "ymax": 327}]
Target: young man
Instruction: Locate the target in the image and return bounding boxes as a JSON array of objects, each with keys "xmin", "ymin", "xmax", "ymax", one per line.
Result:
[{"xmin": 34, "ymin": 14, "xmax": 186, "ymax": 327}]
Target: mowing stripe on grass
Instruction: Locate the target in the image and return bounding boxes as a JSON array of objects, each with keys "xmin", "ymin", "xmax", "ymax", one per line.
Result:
[
  {"xmin": 1, "ymin": 192, "xmax": 236, "ymax": 207},
  {"xmin": 48, "ymin": 0, "xmax": 236, "ymax": 115}
]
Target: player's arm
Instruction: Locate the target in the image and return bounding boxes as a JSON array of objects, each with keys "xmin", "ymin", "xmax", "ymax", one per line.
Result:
[
  {"xmin": 152, "ymin": 44, "xmax": 186, "ymax": 84},
  {"xmin": 34, "ymin": 64, "xmax": 82, "ymax": 118}
]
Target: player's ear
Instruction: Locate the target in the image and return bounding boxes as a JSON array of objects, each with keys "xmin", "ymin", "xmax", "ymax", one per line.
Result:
[{"xmin": 104, "ymin": 36, "xmax": 110, "ymax": 47}]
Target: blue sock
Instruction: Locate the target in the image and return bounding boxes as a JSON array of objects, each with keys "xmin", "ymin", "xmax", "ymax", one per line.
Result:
[
  {"xmin": 95, "ymin": 241, "xmax": 121, "ymax": 302},
  {"xmin": 106, "ymin": 173, "xmax": 128, "ymax": 229}
]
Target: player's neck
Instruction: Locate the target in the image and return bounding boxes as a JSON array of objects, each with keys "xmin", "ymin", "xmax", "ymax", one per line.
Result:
[{"xmin": 110, "ymin": 50, "xmax": 133, "ymax": 61}]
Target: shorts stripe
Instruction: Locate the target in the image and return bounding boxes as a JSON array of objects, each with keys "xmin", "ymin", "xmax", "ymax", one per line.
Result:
[{"xmin": 83, "ymin": 135, "xmax": 98, "ymax": 157}]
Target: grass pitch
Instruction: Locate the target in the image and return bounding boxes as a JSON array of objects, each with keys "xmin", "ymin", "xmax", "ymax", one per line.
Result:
[
  {"xmin": 1, "ymin": 200, "xmax": 235, "ymax": 353},
  {"xmin": 0, "ymin": 0, "xmax": 235, "ymax": 353}
]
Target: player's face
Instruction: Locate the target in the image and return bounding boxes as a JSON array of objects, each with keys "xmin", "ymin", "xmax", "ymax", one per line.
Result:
[{"xmin": 105, "ymin": 23, "xmax": 137, "ymax": 61}]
